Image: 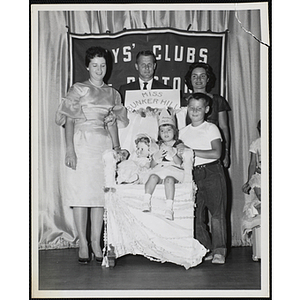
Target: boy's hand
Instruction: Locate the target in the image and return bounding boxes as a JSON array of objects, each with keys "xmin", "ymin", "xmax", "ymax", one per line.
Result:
[
  {"xmin": 176, "ymin": 143, "xmax": 187, "ymax": 157},
  {"xmin": 223, "ymin": 151, "xmax": 230, "ymax": 168}
]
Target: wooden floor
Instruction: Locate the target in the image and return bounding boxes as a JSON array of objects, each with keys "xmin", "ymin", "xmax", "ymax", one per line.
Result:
[{"xmin": 38, "ymin": 246, "xmax": 261, "ymax": 292}]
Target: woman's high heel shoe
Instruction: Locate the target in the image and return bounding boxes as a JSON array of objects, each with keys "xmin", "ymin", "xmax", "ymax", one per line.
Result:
[
  {"xmin": 90, "ymin": 243, "xmax": 103, "ymax": 264},
  {"xmin": 78, "ymin": 256, "xmax": 91, "ymax": 264},
  {"xmin": 92, "ymin": 251, "xmax": 103, "ymax": 264},
  {"xmin": 78, "ymin": 244, "xmax": 92, "ymax": 264}
]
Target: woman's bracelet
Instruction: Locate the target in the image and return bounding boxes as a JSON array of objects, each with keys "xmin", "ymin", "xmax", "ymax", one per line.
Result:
[{"xmin": 113, "ymin": 145, "xmax": 121, "ymax": 151}]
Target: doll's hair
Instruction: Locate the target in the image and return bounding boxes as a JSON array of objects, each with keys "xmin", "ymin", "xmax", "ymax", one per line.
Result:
[
  {"xmin": 184, "ymin": 62, "xmax": 216, "ymax": 92},
  {"xmin": 135, "ymin": 136, "xmax": 151, "ymax": 147}
]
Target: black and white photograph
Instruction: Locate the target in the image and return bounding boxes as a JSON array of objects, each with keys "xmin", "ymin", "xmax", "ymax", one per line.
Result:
[{"xmin": 30, "ymin": 1, "xmax": 272, "ymax": 298}]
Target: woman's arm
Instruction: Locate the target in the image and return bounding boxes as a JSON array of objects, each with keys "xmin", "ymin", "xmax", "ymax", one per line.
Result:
[
  {"xmin": 218, "ymin": 111, "xmax": 231, "ymax": 168},
  {"xmin": 194, "ymin": 138, "xmax": 222, "ymax": 160},
  {"xmin": 106, "ymin": 122, "xmax": 121, "ymax": 152},
  {"xmin": 114, "ymin": 91, "xmax": 129, "ymax": 128},
  {"xmin": 65, "ymin": 117, "xmax": 77, "ymax": 170}
]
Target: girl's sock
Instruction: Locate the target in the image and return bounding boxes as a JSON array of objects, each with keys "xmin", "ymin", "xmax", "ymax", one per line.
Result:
[
  {"xmin": 142, "ymin": 193, "xmax": 152, "ymax": 212},
  {"xmin": 165, "ymin": 199, "xmax": 174, "ymax": 210},
  {"xmin": 143, "ymin": 193, "xmax": 152, "ymax": 203},
  {"xmin": 165, "ymin": 199, "xmax": 174, "ymax": 220}
]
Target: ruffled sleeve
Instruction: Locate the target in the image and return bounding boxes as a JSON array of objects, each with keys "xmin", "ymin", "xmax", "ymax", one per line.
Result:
[
  {"xmin": 112, "ymin": 89, "xmax": 129, "ymax": 129},
  {"xmin": 249, "ymin": 138, "xmax": 259, "ymax": 154},
  {"xmin": 55, "ymin": 84, "xmax": 86, "ymax": 126},
  {"xmin": 213, "ymin": 94, "xmax": 231, "ymax": 112}
]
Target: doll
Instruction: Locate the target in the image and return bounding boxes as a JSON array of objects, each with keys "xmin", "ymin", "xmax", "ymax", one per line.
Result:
[{"xmin": 116, "ymin": 134, "xmax": 158, "ymax": 184}]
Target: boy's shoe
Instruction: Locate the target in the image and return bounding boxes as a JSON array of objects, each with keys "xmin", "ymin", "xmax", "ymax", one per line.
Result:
[
  {"xmin": 212, "ymin": 254, "xmax": 225, "ymax": 264},
  {"xmin": 204, "ymin": 252, "xmax": 214, "ymax": 261},
  {"xmin": 165, "ymin": 209, "xmax": 174, "ymax": 220},
  {"xmin": 142, "ymin": 201, "xmax": 151, "ymax": 212}
]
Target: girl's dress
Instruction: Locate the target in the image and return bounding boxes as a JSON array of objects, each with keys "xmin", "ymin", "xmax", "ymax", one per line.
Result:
[
  {"xmin": 241, "ymin": 137, "xmax": 261, "ymax": 242},
  {"xmin": 150, "ymin": 140, "xmax": 184, "ymax": 183},
  {"xmin": 55, "ymin": 81, "xmax": 128, "ymax": 207},
  {"xmin": 248, "ymin": 137, "xmax": 261, "ymax": 190}
]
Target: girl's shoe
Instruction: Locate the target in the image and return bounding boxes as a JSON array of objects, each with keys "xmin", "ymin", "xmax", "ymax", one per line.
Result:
[
  {"xmin": 165, "ymin": 209, "xmax": 174, "ymax": 220},
  {"xmin": 142, "ymin": 201, "xmax": 151, "ymax": 212}
]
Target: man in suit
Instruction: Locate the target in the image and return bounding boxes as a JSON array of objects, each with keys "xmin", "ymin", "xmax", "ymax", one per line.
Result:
[{"xmin": 118, "ymin": 50, "xmax": 171, "ymax": 103}]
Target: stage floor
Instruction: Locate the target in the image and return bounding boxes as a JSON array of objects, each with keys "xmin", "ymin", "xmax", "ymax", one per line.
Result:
[{"xmin": 37, "ymin": 246, "xmax": 261, "ymax": 292}]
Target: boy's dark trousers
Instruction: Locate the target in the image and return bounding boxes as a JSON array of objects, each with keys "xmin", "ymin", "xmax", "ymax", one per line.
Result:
[{"xmin": 192, "ymin": 160, "xmax": 227, "ymax": 256}]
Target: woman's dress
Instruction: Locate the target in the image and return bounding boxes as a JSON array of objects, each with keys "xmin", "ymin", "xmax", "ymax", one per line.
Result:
[{"xmin": 56, "ymin": 81, "xmax": 128, "ymax": 207}]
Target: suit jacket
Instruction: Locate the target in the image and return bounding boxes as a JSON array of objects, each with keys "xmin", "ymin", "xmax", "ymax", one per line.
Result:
[{"xmin": 118, "ymin": 79, "xmax": 171, "ymax": 104}]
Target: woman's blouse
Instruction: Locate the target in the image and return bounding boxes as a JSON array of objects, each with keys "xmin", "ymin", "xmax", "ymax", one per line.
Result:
[{"xmin": 55, "ymin": 81, "xmax": 129, "ymax": 129}]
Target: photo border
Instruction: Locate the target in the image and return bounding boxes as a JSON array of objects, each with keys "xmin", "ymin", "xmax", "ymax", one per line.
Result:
[{"xmin": 31, "ymin": 1, "xmax": 271, "ymax": 298}]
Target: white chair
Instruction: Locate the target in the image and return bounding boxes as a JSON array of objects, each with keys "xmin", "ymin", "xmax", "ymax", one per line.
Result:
[{"xmin": 102, "ymin": 111, "xmax": 207, "ymax": 269}]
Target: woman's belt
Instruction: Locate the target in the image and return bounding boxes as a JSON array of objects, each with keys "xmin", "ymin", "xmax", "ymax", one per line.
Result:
[
  {"xmin": 83, "ymin": 110, "xmax": 109, "ymax": 121},
  {"xmin": 194, "ymin": 160, "xmax": 220, "ymax": 169}
]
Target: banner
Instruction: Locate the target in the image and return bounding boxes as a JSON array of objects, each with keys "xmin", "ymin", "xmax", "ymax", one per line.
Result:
[
  {"xmin": 69, "ymin": 28, "xmax": 227, "ymax": 96},
  {"xmin": 125, "ymin": 89, "xmax": 180, "ymax": 112}
]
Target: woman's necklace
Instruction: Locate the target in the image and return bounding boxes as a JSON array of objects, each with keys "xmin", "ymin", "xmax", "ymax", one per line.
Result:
[{"xmin": 89, "ymin": 79, "xmax": 104, "ymax": 88}]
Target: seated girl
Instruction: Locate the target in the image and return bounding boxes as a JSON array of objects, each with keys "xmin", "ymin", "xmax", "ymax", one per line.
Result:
[{"xmin": 142, "ymin": 108, "xmax": 184, "ymax": 220}]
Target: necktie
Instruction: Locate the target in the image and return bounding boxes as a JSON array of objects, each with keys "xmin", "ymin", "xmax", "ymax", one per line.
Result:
[{"xmin": 143, "ymin": 82, "xmax": 148, "ymax": 90}]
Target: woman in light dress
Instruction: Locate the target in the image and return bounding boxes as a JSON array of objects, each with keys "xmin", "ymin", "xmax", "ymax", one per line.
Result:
[{"xmin": 56, "ymin": 46, "xmax": 128, "ymax": 264}]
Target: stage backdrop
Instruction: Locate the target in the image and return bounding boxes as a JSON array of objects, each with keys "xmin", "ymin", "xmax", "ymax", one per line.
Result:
[
  {"xmin": 36, "ymin": 9, "xmax": 263, "ymax": 250},
  {"xmin": 70, "ymin": 28, "xmax": 226, "ymax": 94}
]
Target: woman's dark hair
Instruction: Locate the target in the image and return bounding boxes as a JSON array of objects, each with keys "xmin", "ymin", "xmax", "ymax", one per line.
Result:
[
  {"xmin": 184, "ymin": 62, "xmax": 216, "ymax": 92},
  {"xmin": 136, "ymin": 50, "xmax": 157, "ymax": 64},
  {"xmin": 85, "ymin": 46, "xmax": 109, "ymax": 68},
  {"xmin": 157, "ymin": 124, "xmax": 179, "ymax": 144},
  {"xmin": 187, "ymin": 92, "xmax": 212, "ymax": 108}
]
